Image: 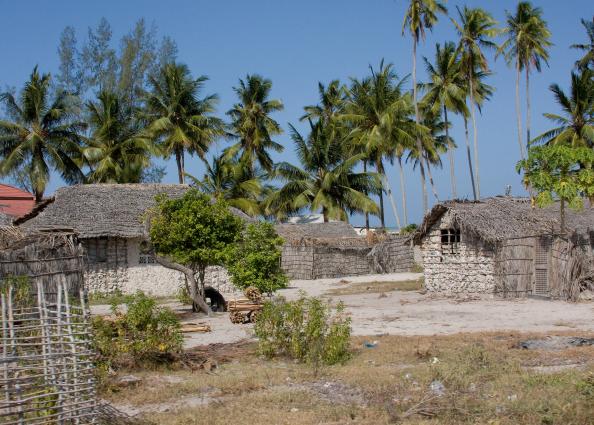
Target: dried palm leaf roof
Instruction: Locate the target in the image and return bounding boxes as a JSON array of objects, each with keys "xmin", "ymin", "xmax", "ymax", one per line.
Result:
[
  {"xmin": 18, "ymin": 184, "xmax": 254, "ymax": 239},
  {"xmin": 414, "ymin": 197, "xmax": 594, "ymax": 244},
  {"xmin": 275, "ymin": 221, "xmax": 359, "ymax": 242},
  {"xmin": 0, "ymin": 212, "xmax": 12, "ymax": 226}
]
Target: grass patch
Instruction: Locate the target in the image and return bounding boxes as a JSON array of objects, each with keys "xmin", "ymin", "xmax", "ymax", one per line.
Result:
[
  {"xmin": 325, "ymin": 279, "xmax": 423, "ymax": 296},
  {"xmin": 104, "ymin": 331, "xmax": 594, "ymax": 424}
]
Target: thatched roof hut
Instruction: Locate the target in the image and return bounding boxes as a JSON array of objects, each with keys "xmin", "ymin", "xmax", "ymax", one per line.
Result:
[
  {"xmin": 414, "ymin": 197, "xmax": 594, "ymax": 244},
  {"xmin": 17, "ymin": 183, "xmax": 254, "ymax": 238}
]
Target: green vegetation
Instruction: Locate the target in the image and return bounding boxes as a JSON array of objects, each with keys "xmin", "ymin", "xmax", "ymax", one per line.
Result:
[{"xmin": 254, "ymin": 295, "xmax": 352, "ymax": 372}]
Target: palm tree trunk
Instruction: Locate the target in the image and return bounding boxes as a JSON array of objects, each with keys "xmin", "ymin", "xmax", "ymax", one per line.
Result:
[
  {"xmin": 378, "ymin": 188, "xmax": 385, "ymax": 229},
  {"xmin": 444, "ymin": 106, "xmax": 457, "ymax": 199},
  {"xmin": 412, "ymin": 38, "xmax": 429, "ymax": 213},
  {"xmin": 397, "ymin": 156, "xmax": 408, "ymax": 225},
  {"xmin": 363, "ymin": 160, "xmax": 369, "ymax": 230},
  {"xmin": 515, "ymin": 59, "xmax": 525, "ymax": 160},
  {"xmin": 322, "ymin": 207, "xmax": 329, "ymax": 223},
  {"xmin": 425, "ymin": 156, "xmax": 439, "ymax": 202},
  {"xmin": 525, "ymin": 66, "xmax": 531, "ymax": 149},
  {"xmin": 469, "ymin": 76, "xmax": 480, "ymax": 199},
  {"xmin": 384, "ymin": 173, "xmax": 402, "ymax": 231},
  {"xmin": 175, "ymin": 148, "xmax": 184, "ymax": 184},
  {"xmin": 464, "ymin": 117, "xmax": 477, "ymax": 200}
]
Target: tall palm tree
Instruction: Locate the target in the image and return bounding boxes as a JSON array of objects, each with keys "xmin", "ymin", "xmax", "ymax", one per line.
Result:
[
  {"xmin": 266, "ymin": 120, "xmax": 381, "ymax": 223},
  {"xmin": 533, "ymin": 71, "xmax": 594, "ymax": 148},
  {"xmin": 301, "ymin": 80, "xmax": 347, "ymax": 123},
  {"xmin": 83, "ymin": 90, "xmax": 156, "ymax": 183},
  {"xmin": 0, "ymin": 67, "xmax": 85, "ymax": 201},
  {"xmin": 571, "ymin": 17, "xmax": 594, "ymax": 70},
  {"xmin": 346, "ymin": 61, "xmax": 421, "ymax": 229},
  {"xmin": 145, "ymin": 63, "xmax": 223, "ymax": 184},
  {"xmin": 225, "ymin": 75, "xmax": 284, "ymax": 173},
  {"xmin": 453, "ymin": 6, "xmax": 499, "ymax": 199},
  {"xmin": 499, "ymin": 1, "xmax": 552, "ymax": 158},
  {"xmin": 421, "ymin": 41, "xmax": 467, "ymax": 199},
  {"xmin": 402, "ymin": 0, "xmax": 447, "ymax": 213}
]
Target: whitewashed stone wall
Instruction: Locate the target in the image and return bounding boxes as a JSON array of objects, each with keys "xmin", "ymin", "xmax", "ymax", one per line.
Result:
[{"xmin": 421, "ymin": 211, "xmax": 496, "ymax": 293}]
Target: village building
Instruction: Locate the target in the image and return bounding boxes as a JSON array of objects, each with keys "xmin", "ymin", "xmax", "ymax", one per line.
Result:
[
  {"xmin": 414, "ymin": 197, "xmax": 594, "ymax": 300},
  {"xmin": 17, "ymin": 184, "xmax": 253, "ymax": 297},
  {"xmin": 0, "ymin": 183, "xmax": 35, "ymax": 221}
]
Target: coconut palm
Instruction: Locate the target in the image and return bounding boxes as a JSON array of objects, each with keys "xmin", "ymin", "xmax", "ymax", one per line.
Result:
[
  {"xmin": 266, "ymin": 120, "xmax": 381, "ymax": 222},
  {"xmin": 301, "ymin": 80, "xmax": 347, "ymax": 124},
  {"xmin": 499, "ymin": 1, "xmax": 552, "ymax": 158},
  {"xmin": 83, "ymin": 90, "xmax": 156, "ymax": 183},
  {"xmin": 421, "ymin": 41, "xmax": 467, "ymax": 199},
  {"xmin": 145, "ymin": 63, "xmax": 223, "ymax": 184},
  {"xmin": 571, "ymin": 17, "xmax": 594, "ymax": 70},
  {"xmin": 225, "ymin": 75, "xmax": 284, "ymax": 173},
  {"xmin": 0, "ymin": 67, "xmax": 85, "ymax": 201},
  {"xmin": 532, "ymin": 70, "xmax": 594, "ymax": 148},
  {"xmin": 401, "ymin": 0, "xmax": 447, "ymax": 213},
  {"xmin": 452, "ymin": 6, "xmax": 499, "ymax": 199}
]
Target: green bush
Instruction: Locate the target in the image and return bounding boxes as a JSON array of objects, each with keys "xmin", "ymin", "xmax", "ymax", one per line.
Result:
[
  {"xmin": 254, "ymin": 295, "xmax": 351, "ymax": 370},
  {"xmin": 227, "ymin": 222, "xmax": 288, "ymax": 294},
  {"xmin": 91, "ymin": 292, "xmax": 182, "ymax": 369}
]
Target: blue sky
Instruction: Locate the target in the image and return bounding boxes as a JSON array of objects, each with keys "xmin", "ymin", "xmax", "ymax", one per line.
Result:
[{"xmin": 0, "ymin": 0, "xmax": 591, "ymax": 226}]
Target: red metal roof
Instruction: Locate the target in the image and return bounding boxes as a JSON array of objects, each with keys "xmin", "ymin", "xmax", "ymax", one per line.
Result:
[{"xmin": 0, "ymin": 183, "xmax": 35, "ymax": 218}]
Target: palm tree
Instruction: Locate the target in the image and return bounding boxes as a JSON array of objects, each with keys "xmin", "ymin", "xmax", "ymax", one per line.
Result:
[
  {"xmin": 225, "ymin": 75, "xmax": 284, "ymax": 173},
  {"xmin": 421, "ymin": 41, "xmax": 467, "ymax": 199},
  {"xmin": 571, "ymin": 17, "xmax": 594, "ymax": 70},
  {"xmin": 453, "ymin": 6, "xmax": 499, "ymax": 199},
  {"xmin": 499, "ymin": 1, "xmax": 552, "ymax": 158},
  {"xmin": 0, "ymin": 67, "xmax": 85, "ymax": 201},
  {"xmin": 266, "ymin": 120, "xmax": 381, "ymax": 222},
  {"xmin": 402, "ymin": 0, "xmax": 447, "ymax": 213},
  {"xmin": 301, "ymin": 80, "xmax": 347, "ymax": 123},
  {"xmin": 145, "ymin": 63, "xmax": 223, "ymax": 184},
  {"xmin": 533, "ymin": 70, "xmax": 594, "ymax": 148},
  {"xmin": 346, "ymin": 61, "xmax": 421, "ymax": 229},
  {"xmin": 190, "ymin": 154, "xmax": 264, "ymax": 216},
  {"xmin": 83, "ymin": 90, "xmax": 156, "ymax": 183}
]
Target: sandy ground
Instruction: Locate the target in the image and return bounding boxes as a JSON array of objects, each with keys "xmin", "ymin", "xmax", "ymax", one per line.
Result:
[{"xmin": 90, "ymin": 272, "xmax": 594, "ymax": 349}]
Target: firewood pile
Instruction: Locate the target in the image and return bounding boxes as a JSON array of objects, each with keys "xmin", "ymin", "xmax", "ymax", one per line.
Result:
[{"xmin": 228, "ymin": 286, "xmax": 264, "ymax": 324}]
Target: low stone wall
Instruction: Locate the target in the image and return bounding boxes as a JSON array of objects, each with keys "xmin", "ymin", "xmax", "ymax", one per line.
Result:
[{"xmin": 281, "ymin": 245, "xmax": 314, "ymax": 279}]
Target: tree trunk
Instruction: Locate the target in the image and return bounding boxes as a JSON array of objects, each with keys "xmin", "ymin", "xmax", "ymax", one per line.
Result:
[
  {"xmin": 363, "ymin": 160, "xmax": 369, "ymax": 231},
  {"xmin": 384, "ymin": 173, "xmax": 401, "ymax": 231},
  {"xmin": 322, "ymin": 207, "xmax": 328, "ymax": 223},
  {"xmin": 464, "ymin": 117, "xmax": 477, "ymax": 200},
  {"xmin": 444, "ymin": 106, "xmax": 457, "ymax": 199},
  {"xmin": 425, "ymin": 157, "xmax": 439, "ymax": 202},
  {"xmin": 525, "ymin": 66, "xmax": 531, "ymax": 149},
  {"xmin": 378, "ymin": 187, "xmax": 385, "ymax": 229},
  {"xmin": 397, "ymin": 156, "xmax": 408, "ymax": 226},
  {"xmin": 469, "ymin": 75, "xmax": 480, "ymax": 199},
  {"xmin": 560, "ymin": 198, "xmax": 566, "ymax": 234},
  {"xmin": 154, "ymin": 255, "xmax": 212, "ymax": 315},
  {"xmin": 175, "ymin": 149, "xmax": 184, "ymax": 184},
  {"xmin": 515, "ymin": 59, "xmax": 526, "ymax": 161},
  {"xmin": 412, "ymin": 38, "xmax": 429, "ymax": 213}
]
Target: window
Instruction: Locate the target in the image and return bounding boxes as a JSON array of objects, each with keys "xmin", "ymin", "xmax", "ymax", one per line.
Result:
[
  {"xmin": 87, "ymin": 237, "xmax": 108, "ymax": 263},
  {"xmin": 441, "ymin": 228, "xmax": 460, "ymax": 254}
]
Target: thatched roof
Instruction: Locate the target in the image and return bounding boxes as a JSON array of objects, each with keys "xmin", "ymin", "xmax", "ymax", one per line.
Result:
[
  {"xmin": 18, "ymin": 184, "xmax": 254, "ymax": 239},
  {"xmin": 275, "ymin": 221, "xmax": 359, "ymax": 242},
  {"xmin": 0, "ymin": 212, "xmax": 12, "ymax": 226},
  {"xmin": 414, "ymin": 197, "xmax": 594, "ymax": 244}
]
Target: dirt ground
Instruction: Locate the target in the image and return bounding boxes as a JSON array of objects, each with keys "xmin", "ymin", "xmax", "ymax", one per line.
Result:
[{"xmin": 91, "ymin": 272, "xmax": 594, "ymax": 349}]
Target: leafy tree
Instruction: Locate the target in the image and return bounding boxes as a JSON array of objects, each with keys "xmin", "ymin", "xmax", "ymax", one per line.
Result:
[
  {"xmin": 402, "ymin": 0, "xmax": 447, "ymax": 213},
  {"xmin": 83, "ymin": 90, "xmax": 156, "ymax": 183},
  {"xmin": 79, "ymin": 18, "xmax": 118, "ymax": 94},
  {"xmin": 533, "ymin": 70, "xmax": 594, "ymax": 148},
  {"xmin": 145, "ymin": 63, "xmax": 224, "ymax": 183},
  {"xmin": 225, "ymin": 75, "xmax": 284, "ymax": 173},
  {"xmin": 452, "ymin": 6, "xmax": 499, "ymax": 199},
  {"xmin": 56, "ymin": 26, "xmax": 84, "ymax": 95},
  {"xmin": 517, "ymin": 144, "xmax": 594, "ymax": 232},
  {"xmin": 571, "ymin": 17, "xmax": 594, "ymax": 70},
  {"xmin": 266, "ymin": 120, "xmax": 381, "ymax": 222},
  {"xmin": 149, "ymin": 189, "xmax": 245, "ymax": 314},
  {"xmin": 421, "ymin": 41, "xmax": 468, "ymax": 199},
  {"xmin": 499, "ymin": 1, "xmax": 552, "ymax": 157},
  {"xmin": 226, "ymin": 222, "xmax": 288, "ymax": 295},
  {"xmin": 0, "ymin": 67, "xmax": 85, "ymax": 201}
]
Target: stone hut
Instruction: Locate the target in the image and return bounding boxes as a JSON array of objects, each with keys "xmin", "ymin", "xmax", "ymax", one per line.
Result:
[
  {"xmin": 414, "ymin": 197, "xmax": 594, "ymax": 300},
  {"xmin": 276, "ymin": 222, "xmax": 414, "ymax": 279},
  {"xmin": 17, "ymin": 184, "xmax": 253, "ymax": 296}
]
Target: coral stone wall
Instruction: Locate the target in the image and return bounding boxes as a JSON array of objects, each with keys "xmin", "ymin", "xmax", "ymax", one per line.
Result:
[
  {"xmin": 83, "ymin": 237, "xmax": 129, "ymax": 294},
  {"xmin": 421, "ymin": 211, "xmax": 496, "ymax": 293}
]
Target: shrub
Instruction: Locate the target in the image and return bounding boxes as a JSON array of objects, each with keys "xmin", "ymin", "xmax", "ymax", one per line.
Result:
[
  {"xmin": 91, "ymin": 292, "xmax": 182, "ymax": 370},
  {"xmin": 227, "ymin": 222, "xmax": 288, "ymax": 294},
  {"xmin": 254, "ymin": 295, "xmax": 351, "ymax": 371}
]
